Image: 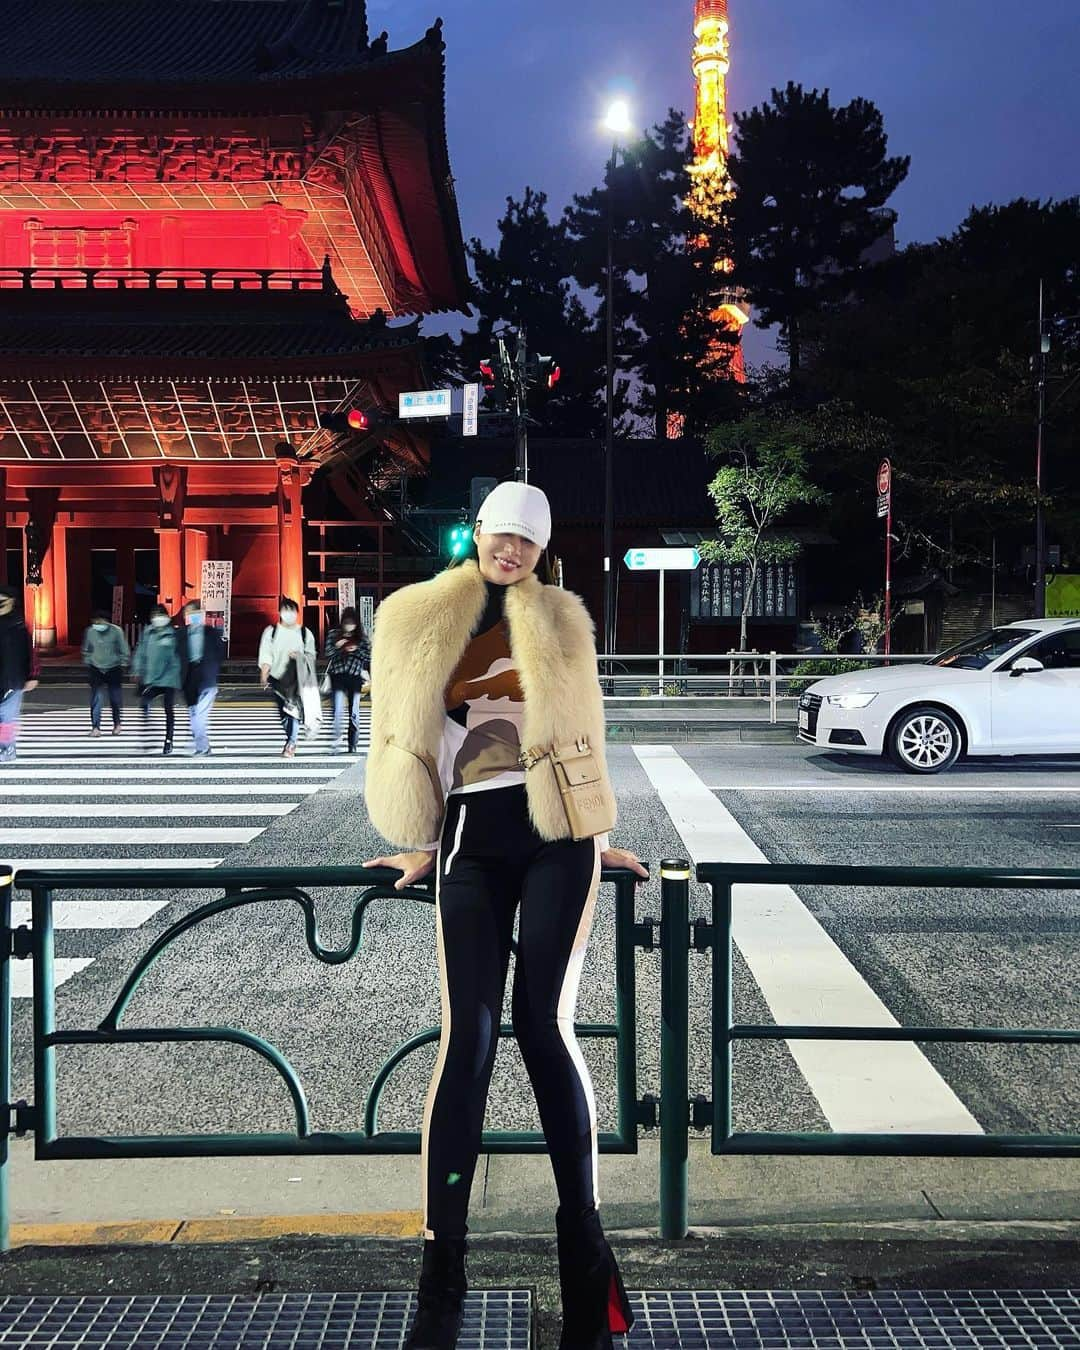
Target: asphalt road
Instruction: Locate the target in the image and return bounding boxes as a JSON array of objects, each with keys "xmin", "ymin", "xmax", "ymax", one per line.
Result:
[{"xmin": 4, "ymin": 720, "xmax": 1078, "ymax": 1163}]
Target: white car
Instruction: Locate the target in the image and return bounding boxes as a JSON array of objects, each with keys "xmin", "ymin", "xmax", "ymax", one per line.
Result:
[{"xmin": 797, "ymin": 618, "xmax": 1080, "ymax": 773}]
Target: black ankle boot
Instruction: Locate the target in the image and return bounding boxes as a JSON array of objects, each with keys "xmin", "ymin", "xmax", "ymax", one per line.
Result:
[
  {"xmin": 404, "ymin": 1235, "xmax": 468, "ymax": 1350},
  {"xmin": 556, "ymin": 1205, "xmax": 634, "ymax": 1349}
]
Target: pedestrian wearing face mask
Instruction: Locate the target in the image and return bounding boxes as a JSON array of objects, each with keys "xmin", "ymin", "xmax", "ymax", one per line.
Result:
[
  {"xmin": 324, "ymin": 606, "xmax": 371, "ymax": 754},
  {"xmin": 0, "ymin": 584, "xmax": 39, "ymax": 765},
  {"xmin": 81, "ymin": 609, "xmax": 130, "ymax": 736},
  {"xmin": 179, "ymin": 599, "xmax": 225, "ymax": 756},
  {"xmin": 258, "ymin": 596, "xmax": 317, "ymax": 757},
  {"xmin": 132, "ymin": 604, "xmax": 182, "ymax": 755}
]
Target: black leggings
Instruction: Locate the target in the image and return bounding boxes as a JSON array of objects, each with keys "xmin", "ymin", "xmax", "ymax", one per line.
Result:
[{"xmin": 422, "ymin": 785, "xmax": 602, "ymax": 1240}]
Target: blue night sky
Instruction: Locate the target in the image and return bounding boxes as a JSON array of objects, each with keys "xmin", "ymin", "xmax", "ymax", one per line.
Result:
[{"xmin": 375, "ymin": 0, "xmax": 1079, "ymax": 353}]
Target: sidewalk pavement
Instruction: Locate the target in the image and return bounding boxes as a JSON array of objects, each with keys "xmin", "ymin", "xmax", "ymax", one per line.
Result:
[{"xmin": 8, "ymin": 1139, "xmax": 1079, "ymax": 1246}]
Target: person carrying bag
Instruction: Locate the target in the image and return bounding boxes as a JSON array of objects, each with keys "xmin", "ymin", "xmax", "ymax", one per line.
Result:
[{"xmin": 363, "ymin": 481, "xmax": 645, "ymax": 1350}]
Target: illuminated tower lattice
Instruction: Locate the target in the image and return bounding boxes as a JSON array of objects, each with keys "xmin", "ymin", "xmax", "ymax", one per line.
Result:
[{"xmin": 688, "ymin": 0, "xmax": 749, "ymax": 378}]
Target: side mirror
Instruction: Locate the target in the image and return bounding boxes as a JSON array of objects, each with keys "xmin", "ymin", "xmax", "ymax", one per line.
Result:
[{"xmin": 1010, "ymin": 656, "xmax": 1045, "ymax": 678}]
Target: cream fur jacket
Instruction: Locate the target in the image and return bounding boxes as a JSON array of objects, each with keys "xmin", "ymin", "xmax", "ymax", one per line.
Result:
[{"xmin": 364, "ymin": 559, "xmax": 613, "ymax": 849}]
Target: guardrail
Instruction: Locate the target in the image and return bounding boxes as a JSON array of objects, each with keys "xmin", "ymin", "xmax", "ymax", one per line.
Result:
[
  {"xmin": 659, "ymin": 860, "xmax": 1080, "ymax": 1237},
  {"xmin": 2, "ymin": 858, "xmax": 1077, "ymax": 1247},
  {"xmin": 0, "ymin": 863, "xmax": 654, "ymax": 1252},
  {"xmin": 598, "ymin": 651, "xmax": 932, "ymax": 712}
]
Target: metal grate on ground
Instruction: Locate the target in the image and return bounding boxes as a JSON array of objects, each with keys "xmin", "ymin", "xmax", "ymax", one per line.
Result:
[
  {"xmin": 0, "ymin": 1290, "xmax": 1077, "ymax": 1349},
  {"xmin": 626, "ymin": 1290, "xmax": 1080, "ymax": 1348},
  {"xmin": 0, "ymin": 1292, "xmax": 530, "ymax": 1350}
]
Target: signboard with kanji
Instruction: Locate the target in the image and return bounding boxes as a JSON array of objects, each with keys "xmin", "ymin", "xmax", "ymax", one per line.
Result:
[
  {"xmin": 690, "ymin": 561, "xmax": 800, "ymax": 621},
  {"xmin": 463, "ymin": 383, "xmax": 480, "ymax": 437},
  {"xmin": 200, "ymin": 560, "xmax": 233, "ymax": 648},
  {"xmin": 338, "ymin": 577, "xmax": 356, "ymax": 616},
  {"xmin": 398, "ymin": 389, "xmax": 452, "ymax": 419}
]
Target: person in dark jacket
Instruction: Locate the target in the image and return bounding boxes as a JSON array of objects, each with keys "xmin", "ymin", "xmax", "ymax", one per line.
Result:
[
  {"xmin": 324, "ymin": 606, "xmax": 370, "ymax": 754},
  {"xmin": 179, "ymin": 599, "xmax": 225, "ymax": 755},
  {"xmin": 81, "ymin": 609, "xmax": 130, "ymax": 736},
  {"xmin": 0, "ymin": 583, "xmax": 39, "ymax": 765},
  {"xmin": 132, "ymin": 603, "xmax": 181, "ymax": 755}
]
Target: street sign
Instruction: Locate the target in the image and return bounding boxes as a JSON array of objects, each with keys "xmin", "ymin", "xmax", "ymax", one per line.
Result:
[
  {"xmin": 463, "ymin": 383, "xmax": 479, "ymax": 437},
  {"xmin": 338, "ymin": 576, "xmax": 356, "ymax": 616},
  {"xmin": 398, "ymin": 388, "xmax": 452, "ymax": 420},
  {"xmin": 876, "ymin": 458, "xmax": 892, "ymax": 519},
  {"xmin": 623, "ymin": 547, "xmax": 701, "ymax": 571},
  {"xmin": 201, "ymin": 559, "xmax": 233, "ymax": 649}
]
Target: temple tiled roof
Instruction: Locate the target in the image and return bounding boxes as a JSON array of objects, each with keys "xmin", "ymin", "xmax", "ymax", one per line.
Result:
[
  {"xmin": 3, "ymin": 0, "xmax": 372, "ymax": 85},
  {"xmin": 0, "ymin": 277, "xmax": 422, "ymax": 375}
]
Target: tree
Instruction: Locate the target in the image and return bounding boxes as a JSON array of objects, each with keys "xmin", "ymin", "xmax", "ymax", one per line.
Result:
[
  {"xmin": 801, "ymin": 197, "xmax": 1080, "ymax": 584},
  {"xmin": 728, "ymin": 82, "xmax": 909, "ymax": 379},
  {"xmin": 461, "ymin": 188, "xmax": 608, "ymax": 436},
  {"xmin": 701, "ymin": 409, "xmax": 829, "ymax": 648},
  {"xmin": 565, "ymin": 109, "xmax": 743, "ymax": 436}
]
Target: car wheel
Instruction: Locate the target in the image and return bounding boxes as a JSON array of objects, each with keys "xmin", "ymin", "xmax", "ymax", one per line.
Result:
[{"xmin": 888, "ymin": 705, "xmax": 963, "ymax": 774}]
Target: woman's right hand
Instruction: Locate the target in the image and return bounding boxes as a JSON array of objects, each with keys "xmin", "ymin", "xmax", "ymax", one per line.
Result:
[{"xmin": 363, "ymin": 851, "xmax": 436, "ymax": 891}]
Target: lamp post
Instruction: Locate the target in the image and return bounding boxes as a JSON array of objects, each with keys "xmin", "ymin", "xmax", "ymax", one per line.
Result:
[
  {"xmin": 1035, "ymin": 279, "xmax": 1047, "ymax": 618},
  {"xmin": 602, "ymin": 99, "xmax": 632, "ymax": 668}
]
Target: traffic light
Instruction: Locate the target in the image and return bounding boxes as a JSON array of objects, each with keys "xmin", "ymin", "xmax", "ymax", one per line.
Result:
[
  {"xmin": 479, "ymin": 356, "xmax": 511, "ymax": 411},
  {"xmin": 446, "ymin": 523, "xmax": 471, "ymax": 559},
  {"xmin": 526, "ymin": 354, "xmax": 560, "ymax": 390},
  {"xmin": 318, "ymin": 408, "xmax": 372, "ymax": 434}
]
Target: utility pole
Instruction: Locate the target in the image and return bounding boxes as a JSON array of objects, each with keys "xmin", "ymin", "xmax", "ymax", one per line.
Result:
[
  {"xmin": 603, "ymin": 145, "xmax": 617, "ymax": 666},
  {"xmin": 1034, "ymin": 279, "xmax": 1047, "ymax": 619},
  {"xmin": 514, "ymin": 325, "xmax": 529, "ymax": 482}
]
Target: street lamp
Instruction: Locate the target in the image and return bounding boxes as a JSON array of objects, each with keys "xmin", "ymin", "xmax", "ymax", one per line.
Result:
[{"xmin": 602, "ymin": 99, "xmax": 632, "ymax": 668}]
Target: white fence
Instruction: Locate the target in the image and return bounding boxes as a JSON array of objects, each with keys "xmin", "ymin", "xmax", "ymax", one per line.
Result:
[{"xmin": 597, "ymin": 651, "xmax": 933, "ymax": 723}]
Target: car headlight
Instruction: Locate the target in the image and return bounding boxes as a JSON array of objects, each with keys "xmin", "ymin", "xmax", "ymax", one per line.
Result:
[{"xmin": 826, "ymin": 692, "xmax": 878, "ymax": 710}]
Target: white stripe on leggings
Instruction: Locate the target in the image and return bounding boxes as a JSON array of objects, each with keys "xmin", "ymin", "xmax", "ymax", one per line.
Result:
[
  {"xmin": 443, "ymin": 803, "xmax": 468, "ymax": 877},
  {"xmin": 554, "ymin": 836, "xmax": 603, "ymax": 1210},
  {"xmin": 421, "ymin": 812, "xmax": 453, "ymax": 1241}
]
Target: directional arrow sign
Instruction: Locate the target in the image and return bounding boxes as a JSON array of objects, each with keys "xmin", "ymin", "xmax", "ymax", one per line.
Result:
[{"xmin": 623, "ymin": 547, "xmax": 701, "ymax": 571}]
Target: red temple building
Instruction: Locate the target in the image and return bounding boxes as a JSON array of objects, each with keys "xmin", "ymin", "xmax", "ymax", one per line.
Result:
[{"xmin": 0, "ymin": 0, "xmax": 468, "ymax": 652}]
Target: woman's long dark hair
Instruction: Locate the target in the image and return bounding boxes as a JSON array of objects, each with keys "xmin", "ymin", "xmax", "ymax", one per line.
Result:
[{"xmin": 446, "ymin": 531, "xmax": 556, "ymax": 586}]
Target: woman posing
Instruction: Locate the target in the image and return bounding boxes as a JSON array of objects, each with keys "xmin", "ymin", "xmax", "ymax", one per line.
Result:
[{"xmin": 364, "ymin": 481, "xmax": 646, "ymax": 1350}]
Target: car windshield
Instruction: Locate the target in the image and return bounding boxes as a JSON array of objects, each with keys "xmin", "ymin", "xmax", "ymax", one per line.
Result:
[{"xmin": 929, "ymin": 627, "xmax": 1038, "ymax": 671}]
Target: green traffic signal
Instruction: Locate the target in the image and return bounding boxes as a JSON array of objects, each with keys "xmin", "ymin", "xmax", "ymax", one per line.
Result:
[{"xmin": 448, "ymin": 523, "xmax": 470, "ymax": 557}]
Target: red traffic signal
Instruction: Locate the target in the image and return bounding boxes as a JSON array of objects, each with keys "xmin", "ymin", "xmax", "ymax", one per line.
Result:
[
  {"xmin": 479, "ymin": 360, "xmax": 496, "ymax": 391},
  {"xmin": 319, "ymin": 408, "xmax": 372, "ymax": 435},
  {"xmin": 547, "ymin": 364, "xmax": 562, "ymax": 390}
]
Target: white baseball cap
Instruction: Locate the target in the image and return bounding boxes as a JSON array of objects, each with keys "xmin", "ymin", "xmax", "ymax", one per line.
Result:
[{"xmin": 475, "ymin": 481, "xmax": 552, "ymax": 550}]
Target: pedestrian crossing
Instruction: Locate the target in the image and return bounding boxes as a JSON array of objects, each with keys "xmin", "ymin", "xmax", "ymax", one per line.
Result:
[{"xmin": 2, "ymin": 702, "xmax": 371, "ymax": 997}]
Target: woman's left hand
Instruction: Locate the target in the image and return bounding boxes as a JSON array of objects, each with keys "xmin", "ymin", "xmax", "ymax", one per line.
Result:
[{"xmin": 601, "ymin": 846, "xmax": 649, "ymax": 880}]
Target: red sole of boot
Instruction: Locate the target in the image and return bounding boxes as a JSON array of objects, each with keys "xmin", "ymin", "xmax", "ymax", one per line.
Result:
[{"xmin": 607, "ymin": 1271, "xmax": 631, "ymax": 1334}]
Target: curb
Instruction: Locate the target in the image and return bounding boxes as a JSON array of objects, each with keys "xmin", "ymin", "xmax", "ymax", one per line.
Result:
[{"xmin": 10, "ymin": 1212, "xmax": 425, "ymax": 1249}]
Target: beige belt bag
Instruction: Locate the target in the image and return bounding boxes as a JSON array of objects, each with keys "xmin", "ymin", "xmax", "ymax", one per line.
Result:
[{"xmin": 519, "ymin": 737, "xmax": 616, "ymax": 842}]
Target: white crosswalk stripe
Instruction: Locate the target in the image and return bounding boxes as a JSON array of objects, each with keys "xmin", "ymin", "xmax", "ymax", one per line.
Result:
[{"xmin": 2, "ymin": 704, "xmax": 363, "ymax": 996}]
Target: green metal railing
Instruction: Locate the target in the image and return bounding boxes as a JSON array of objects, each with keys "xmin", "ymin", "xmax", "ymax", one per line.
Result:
[
  {"xmin": 656, "ymin": 860, "xmax": 1080, "ymax": 1237},
  {"xmin": 2, "ymin": 858, "xmax": 1078, "ymax": 1248},
  {"xmin": 0, "ymin": 863, "xmax": 655, "ymax": 1252}
]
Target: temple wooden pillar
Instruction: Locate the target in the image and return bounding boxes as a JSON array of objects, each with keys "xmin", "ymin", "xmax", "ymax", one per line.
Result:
[
  {"xmin": 52, "ymin": 522, "xmax": 69, "ymax": 646},
  {"xmin": 153, "ymin": 463, "xmax": 188, "ymax": 615},
  {"xmin": 275, "ymin": 449, "xmax": 307, "ymax": 613}
]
